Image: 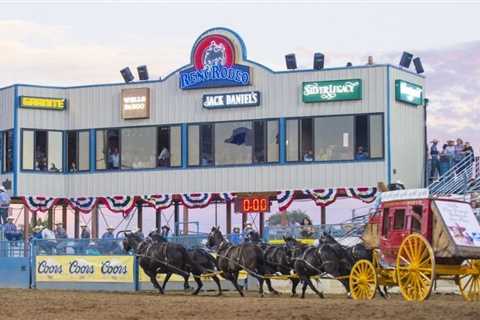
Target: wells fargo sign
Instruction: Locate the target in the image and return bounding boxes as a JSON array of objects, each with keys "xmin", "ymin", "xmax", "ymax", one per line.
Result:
[
  {"xmin": 121, "ymin": 88, "xmax": 150, "ymax": 120},
  {"xmin": 395, "ymin": 80, "xmax": 423, "ymax": 105},
  {"xmin": 20, "ymin": 96, "xmax": 66, "ymax": 110},
  {"xmin": 302, "ymin": 79, "xmax": 362, "ymax": 103},
  {"xmin": 35, "ymin": 255, "xmax": 134, "ymax": 282}
]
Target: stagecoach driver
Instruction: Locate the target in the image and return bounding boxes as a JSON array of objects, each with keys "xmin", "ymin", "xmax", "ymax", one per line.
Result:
[
  {"xmin": 243, "ymin": 223, "xmax": 260, "ymax": 243},
  {"xmin": 0, "ymin": 185, "xmax": 11, "ymax": 225}
]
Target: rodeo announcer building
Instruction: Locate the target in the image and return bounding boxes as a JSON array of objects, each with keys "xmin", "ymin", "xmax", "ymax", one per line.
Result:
[{"xmin": 0, "ymin": 27, "xmax": 426, "ymax": 199}]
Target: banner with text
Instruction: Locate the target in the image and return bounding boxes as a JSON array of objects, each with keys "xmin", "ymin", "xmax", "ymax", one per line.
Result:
[
  {"xmin": 395, "ymin": 80, "xmax": 423, "ymax": 105},
  {"xmin": 202, "ymin": 91, "xmax": 260, "ymax": 109},
  {"xmin": 35, "ymin": 255, "xmax": 134, "ymax": 283},
  {"xmin": 302, "ymin": 79, "xmax": 362, "ymax": 103}
]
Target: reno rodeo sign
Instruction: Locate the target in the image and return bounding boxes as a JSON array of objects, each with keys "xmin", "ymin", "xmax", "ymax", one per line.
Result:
[{"xmin": 179, "ymin": 32, "xmax": 251, "ymax": 90}]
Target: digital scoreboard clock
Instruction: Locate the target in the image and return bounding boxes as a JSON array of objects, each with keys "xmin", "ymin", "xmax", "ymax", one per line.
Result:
[{"xmin": 234, "ymin": 196, "xmax": 271, "ymax": 213}]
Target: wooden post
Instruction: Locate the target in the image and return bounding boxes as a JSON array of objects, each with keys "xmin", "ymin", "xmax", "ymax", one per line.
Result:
[
  {"xmin": 321, "ymin": 206, "xmax": 326, "ymax": 225},
  {"xmin": 259, "ymin": 212, "xmax": 265, "ymax": 237},
  {"xmin": 280, "ymin": 209, "xmax": 288, "ymax": 226},
  {"xmin": 137, "ymin": 204, "xmax": 143, "ymax": 231},
  {"xmin": 174, "ymin": 202, "xmax": 180, "ymax": 236},
  {"xmin": 74, "ymin": 209, "xmax": 80, "ymax": 239},
  {"xmin": 226, "ymin": 201, "xmax": 232, "ymax": 234},
  {"xmin": 62, "ymin": 203, "xmax": 67, "ymax": 231},
  {"xmin": 92, "ymin": 205, "xmax": 99, "ymax": 238},
  {"xmin": 156, "ymin": 209, "xmax": 161, "ymax": 230},
  {"xmin": 32, "ymin": 211, "xmax": 38, "ymax": 227},
  {"xmin": 23, "ymin": 207, "xmax": 30, "ymax": 242},
  {"xmin": 47, "ymin": 208, "xmax": 54, "ymax": 230},
  {"xmin": 242, "ymin": 213, "xmax": 247, "ymax": 229},
  {"xmin": 183, "ymin": 206, "xmax": 189, "ymax": 235}
]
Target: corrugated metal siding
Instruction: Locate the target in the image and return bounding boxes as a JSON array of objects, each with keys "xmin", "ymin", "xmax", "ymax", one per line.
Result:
[
  {"xmin": 16, "ymin": 65, "xmax": 391, "ymax": 196},
  {"xmin": 0, "ymin": 87, "xmax": 14, "ymax": 130},
  {"xmin": 389, "ymin": 67, "xmax": 426, "ymax": 188}
]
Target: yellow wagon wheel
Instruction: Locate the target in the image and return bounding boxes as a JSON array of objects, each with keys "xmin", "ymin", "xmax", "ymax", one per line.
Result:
[
  {"xmin": 457, "ymin": 260, "xmax": 480, "ymax": 301},
  {"xmin": 396, "ymin": 234, "xmax": 435, "ymax": 302},
  {"xmin": 350, "ymin": 259, "xmax": 377, "ymax": 300}
]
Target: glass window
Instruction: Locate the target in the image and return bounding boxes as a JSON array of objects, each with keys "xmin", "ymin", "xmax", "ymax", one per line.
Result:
[
  {"xmin": 393, "ymin": 209, "xmax": 405, "ymax": 230},
  {"xmin": 286, "ymin": 119, "xmax": 299, "ymax": 162},
  {"xmin": 170, "ymin": 126, "xmax": 181, "ymax": 167},
  {"xmin": 314, "ymin": 116, "xmax": 354, "ymax": 161},
  {"xmin": 96, "ymin": 129, "xmax": 120, "ymax": 170},
  {"xmin": 188, "ymin": 125, "xmax": 199, "ymax": 166},
  {"xmin": 200, "ymin": 124, "xmax": 214, "ymax": 166},
  {"xmin": 48, "ymin": 131, "xmax": 63, "ymax": 172},
  {"xmin": 253, "ymin": 121, "xmax": 266, "ymax": 163},
  {"xmin": 122, "ymin": 127, "xmax": 156, "ymax": 169},
  {"xmin": 215, "ymin": 121, "xmax": 252, "ymax": 166},
  {"xmin": 300, "ymin": 118, "xmax": 314, "ymax": 161},
  {"xmin": 96, "ymin": 130, "xmax": 106, "ymax": 170},
  {"xmin": 267, "ymin": 120, "xmax": 279, "ymax": 163},
  {"xmin": 3, "ymin": 130, "xmax": 13, "ymax": 173},
  {"xmin": 78, "ymin": 131, "xmax": 90, "ymax": 171},
  {"xmin": 67, "ymin": 131, "xmax": 78, "ymax": 172},
  {"xmin": 369, "ymin": 114, "xmax": 384, "ymax": 158},
  {"xmin": 22, "ymin": 130, "xmax": 34, "ymax": 170},
  {"xmin": 382, "ymin": 208, "xmax": 389, "ymax": 236},
  {"xmin": 355, "ymin": 115, "xmax": 369, "ymax": 160},
  {"xmin": 35, "ymin": 131, "xmax": 48, "ymax": 171}
]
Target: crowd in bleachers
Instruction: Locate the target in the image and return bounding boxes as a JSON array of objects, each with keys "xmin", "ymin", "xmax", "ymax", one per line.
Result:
[{"xmin": 429, "ymin": 138, "xmax": 475, "ymax": 182}]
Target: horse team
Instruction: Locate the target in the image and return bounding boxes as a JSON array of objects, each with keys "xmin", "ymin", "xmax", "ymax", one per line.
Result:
[{"xmin": 122, "ymin": 226, "xmax": 371, "ymax": 298}]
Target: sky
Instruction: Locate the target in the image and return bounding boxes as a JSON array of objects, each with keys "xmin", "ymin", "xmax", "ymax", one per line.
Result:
[{"xmin": 1, "ymin": 1, "xmax": 480, "ymax": 231}]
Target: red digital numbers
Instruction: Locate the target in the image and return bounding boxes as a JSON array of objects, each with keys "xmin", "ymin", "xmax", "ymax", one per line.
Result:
[{"xmin": 236, "ymin": 197, "xmax": 270, "ymax": 213}]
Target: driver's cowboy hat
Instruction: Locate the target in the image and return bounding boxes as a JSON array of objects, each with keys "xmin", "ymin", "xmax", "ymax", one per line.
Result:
[{"xmin": 0, "ymin": 185, "xmax": 6, "ymax": 192}]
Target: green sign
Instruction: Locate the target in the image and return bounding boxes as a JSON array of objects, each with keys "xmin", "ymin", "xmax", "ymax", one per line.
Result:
[
  {"xmin": 302, "ymin": 79, "xmax": 362, "ymax": 103},
  {"xmin": 395, "ymin": 80, "xmax": 423, "ymax": 105}
]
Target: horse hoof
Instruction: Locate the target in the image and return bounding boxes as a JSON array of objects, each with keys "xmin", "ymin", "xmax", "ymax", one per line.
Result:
[
  {"xmin": 271, "ymin": 290, "xmax": 280, "ymax": 296},
  {"xmin": 319, "ymin": 293, "xmax": 325, "ymax": 299},
  {"xmin": 290, "ymin": 293, "xmax": 298, "ymax": 298}
]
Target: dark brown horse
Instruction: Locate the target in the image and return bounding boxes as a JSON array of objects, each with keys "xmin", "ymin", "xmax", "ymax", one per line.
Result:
[{"xmin": 206, "ymin": 227, "xmax": 278, "ymax": 297}]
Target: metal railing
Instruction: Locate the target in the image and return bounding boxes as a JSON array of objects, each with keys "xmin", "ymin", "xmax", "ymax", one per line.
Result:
[
  {"xmin": 264, "ymin": 223, "xmax": 364, "ymax": 242},
  {"xmin": 429, "ymin": 154, "xmax": 479, "ymax": 196},
  {"xmin": 0, "ymin": 240, "xmax": 28, "ymax": 257},
  {"xmin": 31, "ymin": 239, "xmax": 125, "ymax": 256}
]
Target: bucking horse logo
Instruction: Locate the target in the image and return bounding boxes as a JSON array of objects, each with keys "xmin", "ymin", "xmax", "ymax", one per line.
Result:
[{"xmin": 203, "ymin": 41, "xmax": 226, "ymax": 70}]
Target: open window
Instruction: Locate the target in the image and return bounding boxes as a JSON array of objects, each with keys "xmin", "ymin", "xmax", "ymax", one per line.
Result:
[
  {"xmin": 411, "ymin": 205, "xmax": 423, "ymax": 233},
  {"xmin": 393, "ymin": 209, "xmax": 406, "ymax": 230},
  {"xmin": 382, "ymin": 208, "xmax": 390, "ymax": 236}
]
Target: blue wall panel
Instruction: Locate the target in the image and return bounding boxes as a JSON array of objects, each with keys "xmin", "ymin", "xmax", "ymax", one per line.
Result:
[{"xmin": 0, "ymin": 257, "xmax": 30, "ymax": 288}]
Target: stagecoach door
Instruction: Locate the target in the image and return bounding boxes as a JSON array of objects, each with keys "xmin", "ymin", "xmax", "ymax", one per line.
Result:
[{"xmin": 380, "ymin": 205, "xmax": 408, "ymax": 264}]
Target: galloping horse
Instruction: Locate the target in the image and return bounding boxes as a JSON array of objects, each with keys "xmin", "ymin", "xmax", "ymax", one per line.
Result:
[{"xmin": 206, "ymin": 226, "xmax": 278, "ymax": 297}]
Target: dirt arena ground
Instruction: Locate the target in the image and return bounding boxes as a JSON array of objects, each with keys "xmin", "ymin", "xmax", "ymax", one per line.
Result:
[{"xmin": 0, "ymin": 289, "xmax": 479, "ymax": 320}]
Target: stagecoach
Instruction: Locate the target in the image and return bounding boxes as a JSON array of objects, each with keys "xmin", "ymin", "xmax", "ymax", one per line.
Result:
[{"xmin": 350, "ymin": 189, "xmax": 480, "ymax": 301}]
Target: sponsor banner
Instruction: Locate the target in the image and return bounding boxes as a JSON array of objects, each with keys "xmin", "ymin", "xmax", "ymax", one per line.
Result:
[
  {"xmin": 395, "ymin": 80, "xmax": 423, "ymax": 105},
  {"xmin": 20, "ymin": 96, "xmax": 66, "ymax": 111},
  {"xmin": 180, "ymin": 33, "xmax": 251, "ymax": 90},
  {"xmin": 202, "ymin": 91, "xmax": 260, "ymax": 109},
  {"xmin": 35, "ymin": 255, "xmax": 134, "ymax": 282},
  {"xmin": 435, "ymin": 200, "xmax": 480, "ymax": 247},
  {"xmin": 121, "ymin": 88, "xmax": 150, "ymax": 119},
  {"xmin": 302, "ymin": 79, "xmax": 362, "ymax": 103},
  {"xmin": 381, "ymin": 188, "xmax": 429, "ymax": 203}
]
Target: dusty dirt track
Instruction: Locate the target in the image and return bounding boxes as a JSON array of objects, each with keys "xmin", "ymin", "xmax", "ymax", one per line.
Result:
[{"xmin": 0, "ymin": 289, "xmax": 479, "ymax": 320}]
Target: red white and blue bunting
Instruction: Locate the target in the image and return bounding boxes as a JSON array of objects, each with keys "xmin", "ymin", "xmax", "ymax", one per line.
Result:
[
  {"xmin": 101, "ymin": 196, "xmax": 137, "ymax": 216},
  {"xmin": 140, "ymin": 194, "xmax": 173, "ymax": 210},
  {"xmin": 345, "ymin": 187, "xmax": 378, "ymax": 203},
  {"xmin": 68, "ymin": 197, "xmax": 97, "ymax": 213},
  {"xmin": 276, "ymin": 191, "xmax": 295, "ymax": 211},
  {"xmin": 22, "ymin": 196, "xmax": 59, "ymax": 213},
  {"xmin": 303, "ymin": 188, "xmax": 338, "ymax": 207},
  {"xmin": 180, "ymin": 193, "xmax": 214, "ymax": 208},
  {"xmin": 217, "ymin": 192, "xmax": 236, "ymax": 202}
]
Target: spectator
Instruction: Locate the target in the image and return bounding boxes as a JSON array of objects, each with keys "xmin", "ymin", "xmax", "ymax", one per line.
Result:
[
  {"xmin": 230, "ymin": 227, "xmax": 241, "ymax": 245},
  {"xmin": 303, "ymin": 150, "xmax": 314, "ymax": 162},
  {"xmin": 300, "ymin": 217, "xmax": 314, "ymax": 238},
  {"xmin": 243, "ymin": 223, "xmax": 260, "ymax": 243},
  {"xmin": 80, "ymin": 224, "xmax": 91, "ymax": 239},
  {"xmin": 78, "ymin": 224, "xmax": 90, "ymax": 254},
  {"xmin": 99, "ymin": 227, "xmax": 117, "ymax": 254},
  {"xmin": 439, "ymin": 144, "xmax": 451, "ymax": 176},
  {"xmin": 454, "ymin": 138, "xmax": 465, "ymax": 164},
  {"xmin": 70, "ymin": 161, "xmax": 78, "ymax": 173},
  {"xmin": 4, "ymin": 217, "xmax": 22, "ymax": 241},
  {"xmin": 49, "ymin": 163, "xmax": 60, "ymax": 173},
  {"xmin": 430, "ymin": 139, "xmax": 440, "ymax": 181},
  {"xmin": 37, "ymin": 226, "xmax": 56, "ymax": 254},
  {"xmin": 355, "ymin": 146, "xmax": 368, "ymax": 160},
  {"xmin": 0, "ymin": 185, "xmax": 10, "ymax": 225},
  {"xmin": 160, "ymin": 225, "xmax": 170, "ymax": 238},
  {"xmin": 108, "ymin": 148, "xmax": 120, "ymax": 169},
  {"xmin": 54, "ymin": 223, "xmax": 68, "ymax": 239},
  {"xmin": 158, "ymin": 147, "xmax": 170, "ymax": 167},
  {"xmin": 30, "ymin": 226, "xmax": 43, "ymax": 241}
]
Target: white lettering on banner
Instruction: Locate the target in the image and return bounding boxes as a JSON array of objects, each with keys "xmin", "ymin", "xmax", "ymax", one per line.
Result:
[
  {"xmin": 123, "ymin": 96, "xmax": 147, "ymax": 111},
  {"xmin": 303, "ymin": 81, "xmax": 360, "ymax": 100},
  {"xmin": 400, "ymin": 82, "xmax": 422, "ymax": 101},
  {"xmin": 203, "ymin": 91, "xmax": 260, "ymax": 109}
]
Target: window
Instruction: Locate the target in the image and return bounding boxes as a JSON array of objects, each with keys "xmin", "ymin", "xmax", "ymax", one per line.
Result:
[
  {"xmin": 411, "ymin": 205, "xmax": 423, "ymax": 233},
  {"xmin": 200, "ymin": 124, "xmax": 214, "ymax": 166},
  {"xmin": 315, "ymin": 116, "xmax": 354, "ymax": 161},
  {"xmin": 21, "ymin": 129, "xmax": 63, "ymax": 173},
  {"xmin": 2, "ymin": 130, "xmax": 13, "ymax": 173},
  {"xmin": 157, "ymin": 126, "xmax": 181, "ymax": 168},
  {"xmin": 215, "ymin": 121, "xmax": 252, "ymax": 166},
  {"xmin": 300, "ymin": 118, "xmax": 314, "ymax": 161},
  {"xmin": 122, "ymin": 127, "xmax": 156, "ymax": 169},
  {"xmin": 253, "ymin": 121, "xmax": 266, "ymax": 163},
  {"xmin": 369, "ymin": 114, "xmax": 384, "ymax": 159},
  {"xmin": 286, "ymin": 119, "xmax": 299, "ymax": 161},
  {"xmin": 382, "ymin": 208, "xmax": 389, "ymax": 236},
  {"xmin": 67, "ymin": 131, "xmax": 90, "ymax": 172},
  {"xmin": 393, "ymin": 209, "xmax": 406, "ymax": 230},
  {"xmin": 96, "ymin": 129, "xmax": 120, "ymax": 170},
  {"xmin": 355, "ymin": 115, "xmax": 369, "ymax": 159},
  {"xmin": 267, "ymin": 120, "xmax": 279, "ymax": 162},
  {"xmin": 188, "ymin": 125, "xmax": 200, "ymax": 166}
]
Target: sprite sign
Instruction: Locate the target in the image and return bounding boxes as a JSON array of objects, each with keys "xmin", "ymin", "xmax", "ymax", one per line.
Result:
[
  {"xmin": 395, "ymin": 80, "xmax": 423, "ymax": 105},
  {"xmin": 302, "ymin": 79, "xmax": 362, "ymax": 103}
]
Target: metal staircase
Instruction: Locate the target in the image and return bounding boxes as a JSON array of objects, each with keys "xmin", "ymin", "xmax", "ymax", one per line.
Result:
[{"xmin": 428, "ymin": 155, "xmax": 480, "ymax": 196}]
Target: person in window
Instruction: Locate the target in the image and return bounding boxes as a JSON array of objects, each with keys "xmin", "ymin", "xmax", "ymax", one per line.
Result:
[
  {"xmin": 0, "ymin": 185, "xmax": 10, "ymax": 225},
  {"xmin": 108, "ymin": 148, "xmax": 120, "ymax": 169},
  {"xmin": 201, "ymin": 153, "xmax": 212, "ymax": 166},
  {"xmin": 49, "ymin": 163, "xmax": 60, "ymax": 173},
  {"xmin": 355, "ymin": 146, "xmax": 368, "ymax": 160},
  {"xmin": 303, "ymin": 150, "xmax": 314, "ymax": 162},
  {"xmin": 70, "ymin": 161, "xmax": 78, "ymax": 173},
  {"xmin": 300, "ymin": 217, "xmax": 314, "ymax": 238},
  {"xmin": 158, "ymin": 147, "xmax": 170, "ymax": 167},
  {"xmin": 4, "ymin": 217, "xmax": 22, "ymax": 242}
]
